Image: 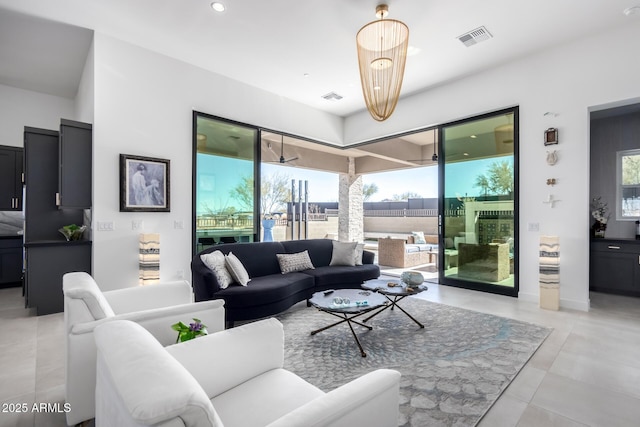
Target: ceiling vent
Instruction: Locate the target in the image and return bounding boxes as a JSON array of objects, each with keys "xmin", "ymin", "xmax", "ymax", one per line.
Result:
[
  {"xmin": 321, "ymin": 92, "xmax": 343, "ymax": 101},
  {"xmin": 457, "ymin": 26, "xmax": 493, "ymax": 47}
]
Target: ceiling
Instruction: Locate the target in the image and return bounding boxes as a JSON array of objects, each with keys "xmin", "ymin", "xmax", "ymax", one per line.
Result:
[
  {"xmin": 0, "ymin": 1, "xmax": 636, "ymax": 175},
  {"xmin": 0, "ymin": 0, "xmax": 638, "ymax": 118}
]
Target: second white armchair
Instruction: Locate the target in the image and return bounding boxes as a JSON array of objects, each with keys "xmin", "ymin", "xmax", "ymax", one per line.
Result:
[
  {"xmin": 62, "ymin": 271, "xmax": 225, "ymax": 426},
  {"xmin": 94, "ymin": 317, "xmax": 401, "ymax": 427}
]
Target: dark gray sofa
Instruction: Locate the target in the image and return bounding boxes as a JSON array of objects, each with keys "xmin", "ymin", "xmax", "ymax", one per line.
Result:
[{"xmin": 191, "ymin": 239, "xmax": 380, "ymax": 325}]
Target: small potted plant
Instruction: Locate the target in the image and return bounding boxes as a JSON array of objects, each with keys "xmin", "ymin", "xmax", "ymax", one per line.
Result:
[
  {"xmin": 58, "ymin": 224, "xmax": 87, "ymax": 241},
  {"xmin": 171, "ymin": 318, "xmax": 208, "ymax": 343}
]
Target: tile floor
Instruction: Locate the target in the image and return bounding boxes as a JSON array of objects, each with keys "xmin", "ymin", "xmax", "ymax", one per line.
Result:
[{"xmin": 0, "ymin": 282, "xmax": 639, "ymax": 427}]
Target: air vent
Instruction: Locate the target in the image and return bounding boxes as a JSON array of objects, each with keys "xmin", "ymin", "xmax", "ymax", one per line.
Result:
[
  {"xmin": 457, "ymin": 26, "xmax": 493, "ymax": 47},
  {"xmin": 321, "ymin": 92, "xmax": 343, "ymax": 101}
]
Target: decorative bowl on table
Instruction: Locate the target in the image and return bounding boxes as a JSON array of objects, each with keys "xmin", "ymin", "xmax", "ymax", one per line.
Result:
[
  {"xmin": 59, "ymin": 224, "xmax": 87, "ymax": 241},
  {"xmin": 400, "ymin": 271, "xmax": 424, "ymax": 287}
]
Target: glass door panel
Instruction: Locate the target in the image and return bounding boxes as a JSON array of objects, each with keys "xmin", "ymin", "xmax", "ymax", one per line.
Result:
[
  {"xmin": 194, "ymin": 113, "xmax": 259, "ymax": 254},
  {"xmin": 440, "ymin": 108, "xmax": 518, "ymax": 296}
]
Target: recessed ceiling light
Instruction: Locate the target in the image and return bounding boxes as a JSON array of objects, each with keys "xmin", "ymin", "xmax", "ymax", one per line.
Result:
[
  {"xmin": 211, "ymin": 2, "xmax": 225, "ymax": 12},
  {"xmin": 303, "ymin": 73, "xmax": 310, "ymax": 78},
  {"xmin": 470, "ymin": 135, "xmax": 477, "ymax": 139}
]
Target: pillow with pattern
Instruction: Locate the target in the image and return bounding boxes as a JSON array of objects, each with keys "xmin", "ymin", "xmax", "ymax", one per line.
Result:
[
  {"xmin": 200, "ymin": 251, "xmax": 233, "ymax": 289},
  {"xmin": 276, "ymin": 250, "xmax": 315, "ymax": 274}
]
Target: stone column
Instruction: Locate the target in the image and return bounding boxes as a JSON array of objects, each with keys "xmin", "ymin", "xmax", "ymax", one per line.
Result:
[{"xmin": 338, "ymin": 157, "xmax": 364, "ymax": 242}]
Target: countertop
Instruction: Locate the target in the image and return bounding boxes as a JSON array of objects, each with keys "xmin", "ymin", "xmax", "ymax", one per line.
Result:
[{"xmin": 0, "ymin": 234, "xmax": 23, "ymax": 240}]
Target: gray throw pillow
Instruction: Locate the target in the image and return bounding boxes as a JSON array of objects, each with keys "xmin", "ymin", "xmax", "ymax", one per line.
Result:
[
  {"xmin": 276, "ymin": 250, "xmax": 315, "ymax": 274},
  {"xmin": 200, "ymin": 251, "xmax": 233, "ymax": 289},
  {"xmin": 225, "ymin": 252, "xmax": 251, "ymax": 286},
  {"xmin": 329, "ymin": 241, "xmax": 358, "ymax": 266}
]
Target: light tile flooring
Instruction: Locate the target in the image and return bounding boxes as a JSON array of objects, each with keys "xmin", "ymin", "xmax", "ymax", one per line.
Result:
[{"xmin": 0, "ymin": 283, "xmax": 639, "ymax": 427}]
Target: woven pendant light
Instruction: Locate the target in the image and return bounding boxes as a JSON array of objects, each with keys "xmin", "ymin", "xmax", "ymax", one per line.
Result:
[{"xmin": 356, "ymin": 4, "xmax": 409, "ymax": 121}]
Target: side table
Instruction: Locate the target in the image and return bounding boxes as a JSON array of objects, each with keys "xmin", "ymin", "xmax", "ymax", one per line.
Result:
[{"xmin": 361, "ymin": 279, "xmax": 428, "ymax": 328}]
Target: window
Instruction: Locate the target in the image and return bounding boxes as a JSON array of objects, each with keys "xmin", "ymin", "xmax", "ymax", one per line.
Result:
[{"xmin": 617, "ymin": 149, "xmax": 640, "ymax": 220}]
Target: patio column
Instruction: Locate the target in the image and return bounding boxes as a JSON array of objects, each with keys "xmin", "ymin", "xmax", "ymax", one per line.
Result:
[{"xmin": 338, "ymin": 157, "xmax": 364, "ymax": 242}]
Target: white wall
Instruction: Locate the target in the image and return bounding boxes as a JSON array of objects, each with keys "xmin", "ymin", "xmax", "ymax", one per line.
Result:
[
  {"xmin": 344, "ymin": 24, "xmax": 640, "ymax": 310},
  {"xmin": 90, "ymin": 24, "xmax": 640, "ymax": 310},
  {"xmin": 91, "ymin": 34, "xmax": 343, "ymax": 290},
  {"xmin": 0, "ymin": 84, "xmax": 74, "ymax": 147},
  {"xmin": 74, "ymin": 39, "xmax": 94, "ymax": 124}
]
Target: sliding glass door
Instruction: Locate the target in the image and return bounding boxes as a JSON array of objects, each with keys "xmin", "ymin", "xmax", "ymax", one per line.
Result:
[
  {"xmin": 439, "ymin": 108, "xmax": 518, "ymax": 296},
  {"xmin": 193, "ymin": 113, "xmax": 259, "ymax": 254}
]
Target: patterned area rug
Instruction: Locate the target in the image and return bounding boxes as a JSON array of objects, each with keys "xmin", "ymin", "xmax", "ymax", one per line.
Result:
[{"xmin": 276, "ymin": 298, "xmax": 551, "ymax": 427}]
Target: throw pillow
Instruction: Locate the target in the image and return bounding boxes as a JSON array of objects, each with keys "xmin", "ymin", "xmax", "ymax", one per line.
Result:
[
  {"xmin": 411, "ymin": 231, "xmax": 427, "ymax": 244},
  {"xmin": 276, "ymin": 251, "xmax": 315, "ymax": 274},
  {"xmin": 354, "ymin": 243, "xmax": 365, "ymax": 266},
  {"xmin": 200, "ymin": 251, "xmax": 233, "ymax": 289},
  {"xmin": 329, "ymin": 241, "xmax": 358, "ymax": 266},
  {"xmin": 225, "ymin": 252, "xmax": 251, "ymax": 286}
]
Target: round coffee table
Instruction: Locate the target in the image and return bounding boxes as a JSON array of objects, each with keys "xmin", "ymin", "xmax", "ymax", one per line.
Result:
[
  {"xmin": 308, "ymin": 289, "xmax": 387, "ymax": 357},
  {"xmin": 361, "ymin": 278, "xmax": 428, "ymax": 328}
]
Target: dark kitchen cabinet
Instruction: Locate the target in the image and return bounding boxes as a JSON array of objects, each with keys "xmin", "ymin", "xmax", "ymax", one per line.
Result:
[
  {"xmin": 590, "ymin": 238, "xmax": 640, "ymax": 297},
  {"xmin": 0, "ymin": 145, "xmax": 23, "ymax": 211},
  {"xmin": 0, "ymin": 236, "xmax": 22, "ymax": 286},
  {"xmin": 23, "ymin": 123, "xmax": 92, "ymax": 315},
  {"xmin": 58, "ymin": 119, "xmax": 92, "ymax": 209}
]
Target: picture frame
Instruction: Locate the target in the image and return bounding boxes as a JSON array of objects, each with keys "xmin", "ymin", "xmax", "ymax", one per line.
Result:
[
  {"xmin": 120, "ymin": 154, "xmax": 170, "ymax": 212},
  {"xmin": 544, "ymin": 128, "xmax": 558, "ymax": 146}
]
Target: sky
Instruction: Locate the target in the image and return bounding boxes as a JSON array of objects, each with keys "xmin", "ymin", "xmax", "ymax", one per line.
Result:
[
  {"xmin": 263, "ymin": 163, "xmax": 439, "ymax": 202},
  {"xmin": 196, "ymin": 154, "xmax": 511, "ymax": 215}
]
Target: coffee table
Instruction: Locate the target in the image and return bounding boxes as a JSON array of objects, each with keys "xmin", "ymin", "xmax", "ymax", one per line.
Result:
[
  {"xmin": 361, "ymin": 279, "xmax": 428, "ymax": 328},
  {"xmin": 308, "ymin": 289, "xmax": 387, "ymax": 357}
]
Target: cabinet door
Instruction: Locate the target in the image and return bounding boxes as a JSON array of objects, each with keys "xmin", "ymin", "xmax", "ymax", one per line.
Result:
[
  {"xmin": 0, "ymin": 147, "xmax": 22, "ymax": 210},
  {"xmin": 25, "ymin": 243, "xmax": 91, "ymax": 315},
  {"xmin": 0, "ymin": 248, "xmax": 23, "ymax": 284},
  {"xmin": 591, "ymin": 250, "xmax": 638, "ymax": 293},
  {"xmin": 58, "ymin": 119, "xmax": 92, "ymax": 209}
]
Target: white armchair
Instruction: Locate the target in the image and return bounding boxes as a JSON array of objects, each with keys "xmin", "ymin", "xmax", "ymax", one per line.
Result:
[
  {"xmin": 94, "ymin": 318, "xmax": 401, "ymax": 427},
  {"xmin": 62, "ymin": 272, "xmax": 226, "ymax": 426}
]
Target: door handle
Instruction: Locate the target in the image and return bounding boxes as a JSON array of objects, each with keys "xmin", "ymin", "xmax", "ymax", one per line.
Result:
[{"xmin": 607, "ymin": 245, "xmax": 621, "ymax": 249}]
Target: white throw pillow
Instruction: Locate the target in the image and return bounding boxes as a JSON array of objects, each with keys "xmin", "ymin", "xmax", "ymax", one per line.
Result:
[
  {"xmin": 225, "ymin": 252, "xmax": 251, "ymax": 286},
  {"xmin": 411, "ymin": 231, "xmax": 427, "ymax": 244},
  {"xmin": 276, "ymin": 251, "xmax": 315, "ymax": 274},
  {"xmin": 200, "ymin": 251, "xmax": 233, "ymax": 289},
  {"xmin": 329, "ymin": 241, "xmax": 358, "ymax": 266},
  {"xmin": 354, "ymin": 243, "xmax": 365, "ymax": 266}
]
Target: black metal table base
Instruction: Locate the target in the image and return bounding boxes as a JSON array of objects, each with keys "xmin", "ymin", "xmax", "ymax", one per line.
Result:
[
  {"xmin": 310, "ymin": 309, "xmax": 374, "ymax": 357},
  {"xmin": 363, "ymin": 294, "xmax": 425, "ymax": 328}
]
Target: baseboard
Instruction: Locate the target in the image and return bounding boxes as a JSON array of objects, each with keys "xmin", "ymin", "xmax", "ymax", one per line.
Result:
[{"xmin": 518, "ymin": 291, "xmax": 590, "ymax": 312}]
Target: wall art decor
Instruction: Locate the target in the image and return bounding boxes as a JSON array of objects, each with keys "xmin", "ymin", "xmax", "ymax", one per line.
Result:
[
  {"xmin": 546, "ymin": 150, "xmax": 558, "ymax": 165},
  {"xmin": 120, "ymin": 154, "xmax": 170, "ymax": 212},
  {"xmin": 544, "ymin": 128, "xmax": 558, "ymax": 145}
]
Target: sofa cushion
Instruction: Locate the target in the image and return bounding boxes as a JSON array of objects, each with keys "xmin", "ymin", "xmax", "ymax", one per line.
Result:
[
  {"xmin": 212, "ymin": 242, "xmax": 286, "ymax": 278},
  {"xmin": 329, "ymin": 241, "xmax": 358, "ymax": 266},
  {"xmin": 225, "ymin": 252, "xmax": 251, "ymax": 286},
  {"xmin": 215, "ymin": 273, "xmax": 315, "ymax": 308},
  {"xmin": 211, "ymin": 369, "xmax": 323, "ymax": 427},
  {"xmin": 302, "ymin": 264, "xmax": 380, "ymax": 288},
  {"xmin": 276, "ymin": 251, "xmax": 315, "ymax": 274},
  {"xmin": 282, "ymin": 239, "xmax": 334, "ymax": 267},
  {"xmin": 200, "ymin": 251, "xmax": 233, "ymax": 289}
]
